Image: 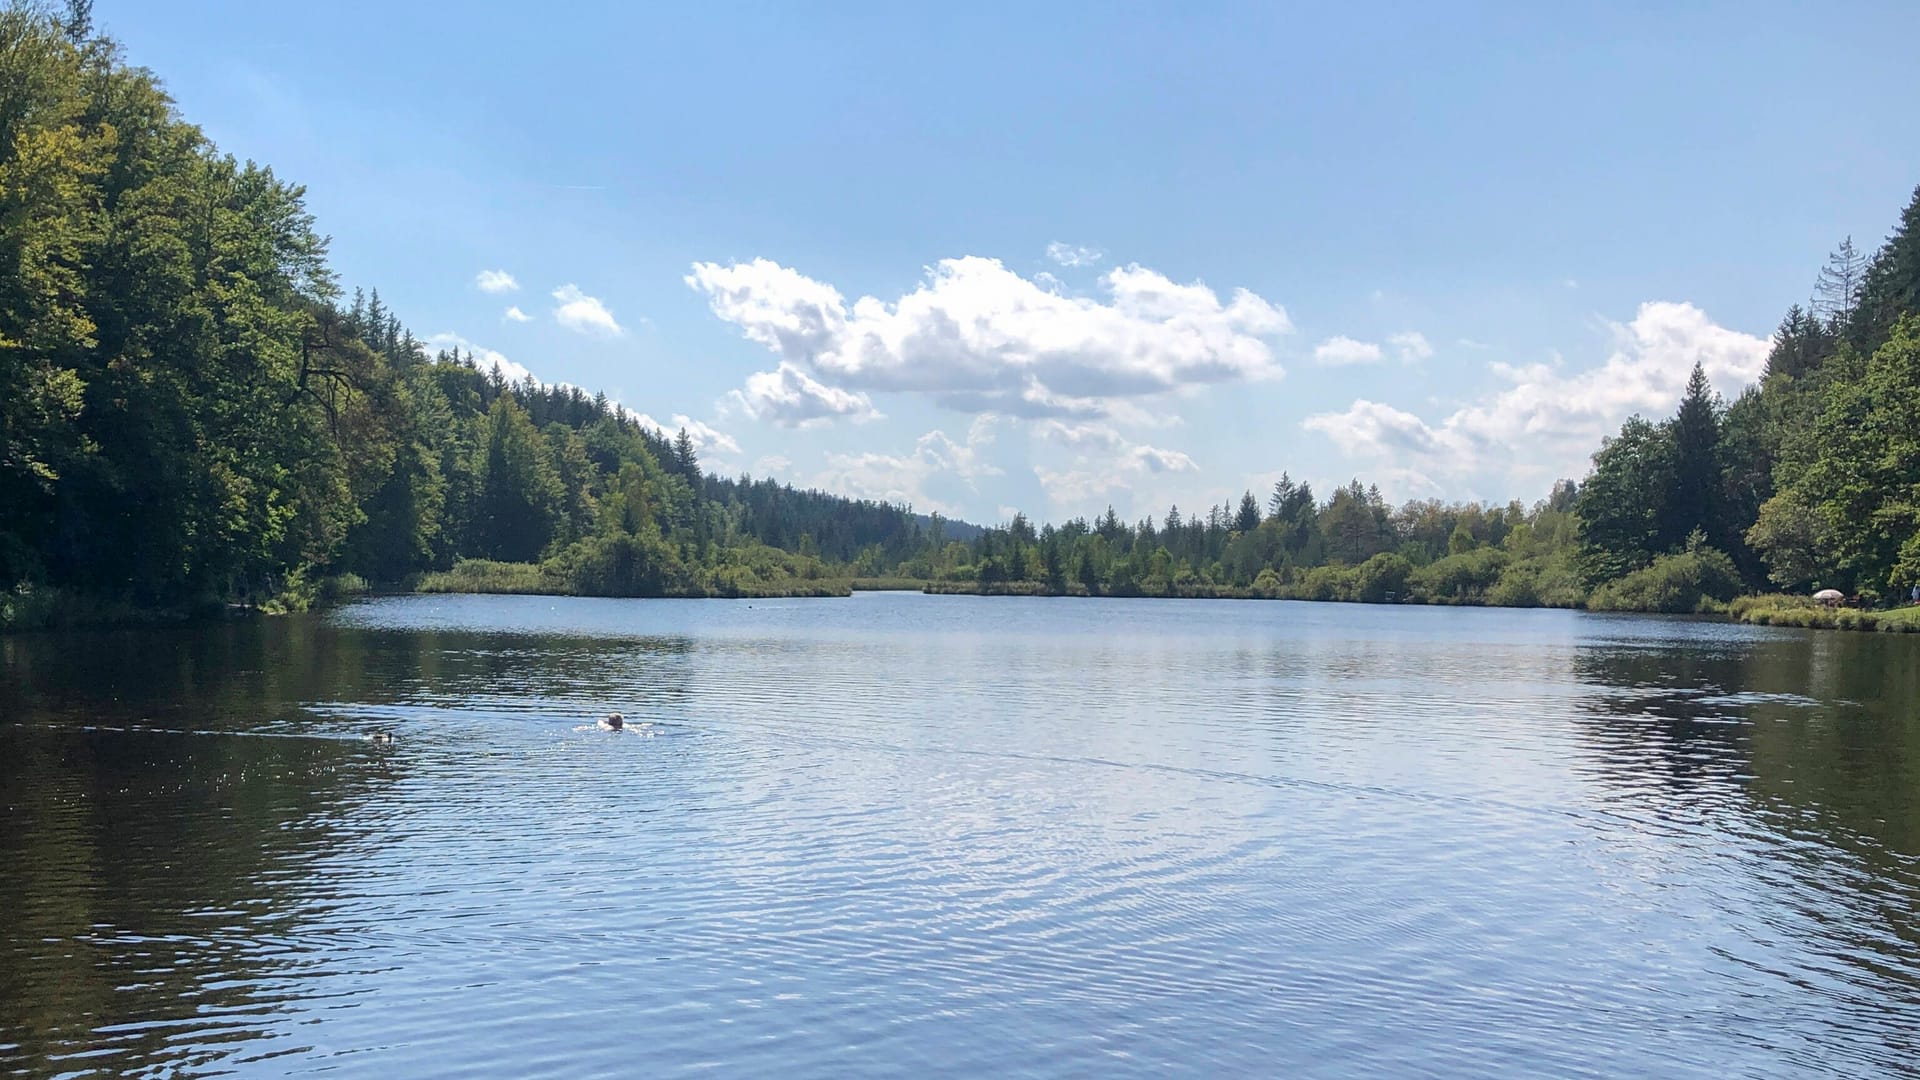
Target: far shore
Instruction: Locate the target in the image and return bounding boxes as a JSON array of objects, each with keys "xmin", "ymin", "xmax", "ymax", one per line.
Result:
[{"xmin": 9, "ymin": 575, "xmax": 1917, "ymax": 636}]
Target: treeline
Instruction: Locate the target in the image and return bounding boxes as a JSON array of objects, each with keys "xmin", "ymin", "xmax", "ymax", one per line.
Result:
[
  {"xmin": 0, "ymin": 5, "xmax": 955, "ymax": 621},
  {"xmin": 6, "ymin": 3, "xmax": 1919, "ymax": 625},
  {"xmin": 922, "ymin": 185, "xmax": 1920, "ymax": 614},
  {"xmin": 909, "ymin": 481, "xmax": 1587, "ymax": 606},
  {"xmin": 1577, "ymin": 189, "xmax": 1920, "ymax": 608}
]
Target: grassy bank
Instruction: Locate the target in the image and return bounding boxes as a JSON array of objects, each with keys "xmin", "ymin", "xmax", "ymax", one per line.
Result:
[
  {"xmin": 851, "ymin": 577, "xmax": 931, "ymax": 591},
  {"xmin": 918, "ymin": 577, "xmax": 1920, "ymax": 634},
  {"xmin": 1729, "ymin": 595, "xmax": 1920, "ymax": 633},
  {"xmin": 418, "ymin": 558, "xmax": 851, "ymax": 599}
]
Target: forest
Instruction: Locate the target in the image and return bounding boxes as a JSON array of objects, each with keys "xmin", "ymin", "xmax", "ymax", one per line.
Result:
[{"xmin": 2, "ymin": 3, "xmax": 1918, "ymax": 629}]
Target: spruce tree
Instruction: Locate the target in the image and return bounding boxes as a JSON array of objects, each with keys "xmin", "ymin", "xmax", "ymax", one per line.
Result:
[
  {"xmin": 1849, "ymin": 185, "xmax": 1920, "ymax": 356},
  {"xmin": 672, "ymin": 428, "xmax": 700, "ymax": 480},
  {"xmin": 1666, "ymin": 362, "xmax": 1723, "ymax": 552}
]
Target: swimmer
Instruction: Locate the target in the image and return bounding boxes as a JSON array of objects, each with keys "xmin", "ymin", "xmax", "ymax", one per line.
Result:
[
  {"xmin": 600, "ymin": 712, "xmax": 624, "ymax": 731},
  {"xmin": 370, "ymin": 731, "xmax": 396, "ymax": 744}
]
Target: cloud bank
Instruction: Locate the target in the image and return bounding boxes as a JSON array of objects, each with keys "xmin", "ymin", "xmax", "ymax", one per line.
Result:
[
  {"xmin": 688, "ymin": 255, "xmax": 1290, "ymax": 422},
  {"xmin": 1305, "ymin": 301, "xmax": 1770, "ymax": 494}
]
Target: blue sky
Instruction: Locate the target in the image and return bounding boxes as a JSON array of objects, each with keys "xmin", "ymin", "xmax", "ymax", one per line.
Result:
[{"xmin": 108, "ymin": 2, "xmax": 1920, "ymax": 525}]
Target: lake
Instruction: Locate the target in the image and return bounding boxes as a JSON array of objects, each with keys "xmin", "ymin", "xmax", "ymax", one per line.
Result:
[{"xmin": 4, "ymin": 593, "xmax": 1919, "ymax": 1077}]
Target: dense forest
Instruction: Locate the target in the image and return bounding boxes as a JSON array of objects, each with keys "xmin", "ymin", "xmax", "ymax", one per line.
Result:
[
  {"xmin": 3, "ymin": 3, "xmax": 1919, "ymax": 628},
  {"xmin": 0, "ymin": 4, "xmax": 956, "ymax": 622}
]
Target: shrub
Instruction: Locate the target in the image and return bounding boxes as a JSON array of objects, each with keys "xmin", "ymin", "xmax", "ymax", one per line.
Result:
[
  {"xmin": 1587, "ymin": 547, "xmax": 1742, "ymax": 613},
  {"xmin": 1298, "ymin": 564, "xmax": 1359, "ymax": 602},
  {"xmin": 1412, "ymin": 547, "xmax": 1509, "ymax": 604},
  {"xmin": 1355, "ymin": 552, "xmax": 1412, "ymax": 603}
]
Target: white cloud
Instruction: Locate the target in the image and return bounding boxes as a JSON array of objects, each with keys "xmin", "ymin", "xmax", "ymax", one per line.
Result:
[
  {"xmin": 812, "ymin": 416, "xmax": 1003, "ymax": 515},
  {"xmin": 426, "ymin": 332, "xmax": 535, "ymax": 385},
  {"xmin": 1304, "ymin": 301, "xmax": 1770, "ymax": 494},
  {"xmin": 504, "ymin": 305, "xmax": 531, "ymax": 323},
  {"xmin": 1046, "ymin": 241, "xmax": 1103, "ymax": 268},
  {"xmin": 1032, "ymin": 419, "xmax": 1199, "ymax": 511},
  {"xmin": 1389, "ymin": 331, "xmax": 1434, "ymax": 364},
  {"xmin": 475, "ymin": 269, "xmax": 519, "ymax": 294},
  {"xmin": 1314, "ymin": 335, "xmax": 1385, "ymax": 366},
  {"xmin": 752, "ymin": 454, "xmax": 793, "ymax": 477},
  {"xmin": 633, "ymin": 413, "xmax": 741, "ymax": 456},
  {"xmin": 724, "ymin": 361, "xmax": 881, "ymax": 428},
  {"xmin": 552, "ymin": 284, "xmax": 623, "ymax": 336},
  {"xmin": 688, "ymin": 256, "xmax": 1289, "ymax": 421}
]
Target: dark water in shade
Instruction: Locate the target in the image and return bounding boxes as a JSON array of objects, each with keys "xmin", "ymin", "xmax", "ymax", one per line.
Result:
[{"xmin": 4, "ymin": 594, "xmax": 1920, "ymax": 1078}]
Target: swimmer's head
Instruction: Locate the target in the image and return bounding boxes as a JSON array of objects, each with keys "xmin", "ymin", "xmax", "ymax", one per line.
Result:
[{"xmin": 604, "ymin": 713, "xmax": 624, "ymax": 730}]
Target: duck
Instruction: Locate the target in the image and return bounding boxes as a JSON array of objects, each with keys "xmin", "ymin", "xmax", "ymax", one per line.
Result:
[{"xmin": 600, "ymin": 712, "xmax": 625, "ymax": 731}]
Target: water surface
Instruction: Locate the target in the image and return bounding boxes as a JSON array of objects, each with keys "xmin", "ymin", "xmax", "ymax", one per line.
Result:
[{"xmin": 4, "ymin": 594, "xmax": 1920, "ymax": 1076}]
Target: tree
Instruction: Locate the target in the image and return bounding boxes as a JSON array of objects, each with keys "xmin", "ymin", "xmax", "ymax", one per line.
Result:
[
  {"xmin": 1666, "ymin": 362, "xmax": 1723, "ymax": 552},
  {"xmin": 672, "ymin": 427, "xmax": 699, "ymax": 480},
  {"xmin": 471, "ymin": 397, "xmax": 562, "ymax": 562},
  {"xmin": 1764, "ymin": 304, "xmax": 1834, "ymax": 381},
  {"xmin": 1813, "ymin": 236, "xmax": 1866, "ymax": 324},
  {"xmin": 1849, "ymin": 186, "xmax": 1920, "ymax": 356},
  {"xmin": 1577, "ymin": 415, "xmax": 1675, "ymax": 581},
  {"xmin": 1234, "ymin": 491, "xmax": 1260, "ymax": 533}
]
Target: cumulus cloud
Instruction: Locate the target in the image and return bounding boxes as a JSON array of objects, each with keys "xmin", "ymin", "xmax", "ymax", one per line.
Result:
[
  {"xmin": 688, "ymin": 256, "xmax": 1289, "ymax": 422},
  {"xmin": 1046, "ymin": 241, "xmax": 1103, "ymax": 268},
  {"xmin": 1032, "ymin": 420, "xmax": 1199, "ymax": 510},
  {"xmin": 725, "ymin": 361, "xmax": 881, "ymax": 428},
  {"xmin": 633, "ymin": 413, "xmax": 741, "ymax": 456},
  {"xmin": 504, "ymin": 305, "xmax": 531, "ymax": 323},
  {"xmin": 1314, "ymin": 335, "xmax": 1385, "ymax": 366},
  {"xmin": 552, "ymin": 284, "xmax": 623, "ymax": 336},
  {"xmin": 475, "ymin": 269, "xmax": 519, "ymax": 293},
  {"xmin": 812, "ymin": 416, "xmax": 1003, "ymax": 515},
  {"xmin": 425, "ymin": 332, "xmax": 535, "ymax": 384},
  {"xmin": 1389, "ymin": 331, "xmax": 1434, "ymax": 364},
  {"xmin": 1304, "ymin": 301, "xmax": 1770, "ymax": 493}
]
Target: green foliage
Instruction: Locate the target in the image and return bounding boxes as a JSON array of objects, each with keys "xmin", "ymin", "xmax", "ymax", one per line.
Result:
[
  {"xmin": 1586, "ymin": 547, "xmax": 1743, "ymax": 614},
  {"xmin": 1411, "ymin": 547, "xmax": 1509, "ymax": 604},
  {"xmin": 1730, "ymin": 594, "xmax": 1920, "ymax": 634},
  {"xmin": 1355, "ymin": 552, "xmax": 1412, "ymax": 603},
  {"xmin": 418, "ymin": 559, "xmax": 555, "ymax": 595}
]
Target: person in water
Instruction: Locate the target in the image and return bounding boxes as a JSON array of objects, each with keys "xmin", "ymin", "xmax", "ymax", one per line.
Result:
[{"xmin": 600, "ymin": 713, "xmax": 624, "ymax": 731}]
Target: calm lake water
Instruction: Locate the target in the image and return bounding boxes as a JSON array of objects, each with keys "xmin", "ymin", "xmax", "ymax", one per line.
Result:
[{"xmin": 4, "ymin": 593, "xmax": 1920, "ymax": 1077}]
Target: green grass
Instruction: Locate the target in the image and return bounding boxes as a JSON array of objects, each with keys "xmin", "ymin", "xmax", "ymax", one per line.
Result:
[
  {"xmin": 1730, "ymin": 593, "xmax": 1920, "ymax": 633},
  {"xmin": 851, "ymin": 576, "xmax": 930, "ymax": 591},
  {"xmin": 417, "ymin": 559, "xmax": 559, "ymax": 595},
  {"xmin": 418, "ymin": 558, "xmax": 852, "ymax": 599}
]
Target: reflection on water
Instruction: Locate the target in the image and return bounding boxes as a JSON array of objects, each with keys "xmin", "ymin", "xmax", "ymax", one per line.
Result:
[{"xmin": 4, "ymin": 594, "xmax": 1920, "ymax": 1076}]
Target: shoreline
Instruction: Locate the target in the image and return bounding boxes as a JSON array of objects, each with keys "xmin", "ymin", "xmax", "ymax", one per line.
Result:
[{"xmin": 10, "ymin": 578, "xmax": 1918, "ymax": 636}]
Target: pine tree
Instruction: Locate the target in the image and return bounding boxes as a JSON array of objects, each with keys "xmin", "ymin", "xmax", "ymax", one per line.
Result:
[
  {"xmin": 1235, "ymin": 491, "xmax": 1260, "ymax": 533},
  {"xmin": 1666, "ymin": 362, "xmax": 1723, "ymax": 552},
  {"xmin": 672, "ymin": 428, "xmax": 700, "ymax": 480},
  {"xmin": 1849, "ymin": 185, "xmax": 1920, "ymax": 356},
  {"xmin": 1813, "ymin": 237, "xmax": 1866, "ymax": 324}
]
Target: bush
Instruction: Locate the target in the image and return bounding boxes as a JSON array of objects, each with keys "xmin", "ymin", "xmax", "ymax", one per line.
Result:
[
  {"xmin": 1587, "ymin": 547, "xmax": 1743, "ymax": 613},
  {"xmin": 1411, "ymin": 547, "xmax": 1509, "ymax": 604},
  {"xmin": 1251, "ymin": 568, "xmax": 1284, "ymax": 599},
  {"xmin": 1484, "ymin": 557, "xmax": 1588, "ymax": 609},
  {"xmin": 1355, "ymin": 552, "xmax": 1412, "ymax": 603},
  {"xmin": 1297, "ymin": 564, "xmax": 1359, "ymax": 602},
  {"xmin": 543, "ymin": 533, "xmax": 697, "ymax": 597}
]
